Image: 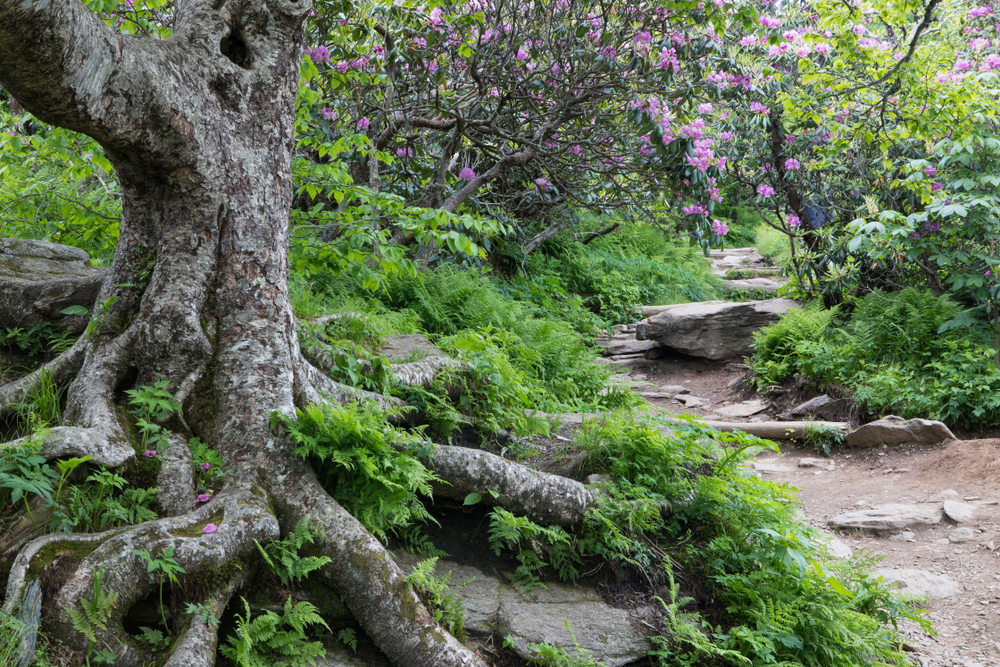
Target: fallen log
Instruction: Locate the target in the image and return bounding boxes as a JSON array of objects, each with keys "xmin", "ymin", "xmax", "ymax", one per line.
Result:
[{"xmin": 660, "ymin": 417, "xmax": 849, "ymax": 441}]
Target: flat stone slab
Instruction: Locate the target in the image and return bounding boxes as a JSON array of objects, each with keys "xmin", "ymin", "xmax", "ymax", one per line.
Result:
[
  {"xmin": 875, "ymin": 569, "xmax": 962, "ymax": 600},
  {"xmin": 674, "ymin": 394, "xmax": 706, "ymax": 408},
  {"xmin": 949, "ymin": 527, "xmax": 976, "ymax": 543},
  {"xmin": 635, "ymin": 299, "xmax": 800, "ymax": 360},
  {"xmin": 828, "ymin": 504, "xmax": 944, "ymax": 533},
  {"xmin": 394, "ymin": 553, "xmax": 650, "ymax": 667},
  {"xmin": 0, "ymin": 237, "xmax": 98, "ymax": 281},
  {"xmin": 596, "ymin": 336, "xmax": 657, "ymax": 356},
  {"xmin": 798, "ymin": 458, "xmax": 831, "ymax": 468},
  {"xmin": 943, "ymin": 499, "xmax": 978, "ymax": 524},
  {"xmin": 828, "ymin": 537, "xmax": 853, "ymax": 559},
  {"xmin": 714, "ymin": 400, "xmax": 768, "ymax": 418},
  {"xmin": 845, "ymin": 415, "xmax": 955, "ymax": 448},
  {"xmin": 720, "ymin": 278, "xmax": 784, "ymax": 293}
]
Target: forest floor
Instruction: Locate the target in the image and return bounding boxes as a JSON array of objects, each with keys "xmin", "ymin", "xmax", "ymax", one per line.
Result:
[{"xmin": 595, "ymin": 249, "xmax": 1000, "ymax": 667}]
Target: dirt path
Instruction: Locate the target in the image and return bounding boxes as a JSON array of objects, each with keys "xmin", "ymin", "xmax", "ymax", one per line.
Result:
[{"xmin": 596, "ymin": 249, "xmax": 1000, "ymax": 667}]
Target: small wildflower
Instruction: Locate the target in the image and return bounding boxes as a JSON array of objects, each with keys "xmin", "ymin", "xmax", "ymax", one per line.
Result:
[
  {"xmin": 200, "ymin": 462, "xmax": 211, "ymax": 471},
  {"xmin": 144, "ymin": 450, "xmax": 157, "ymax": 457},
  {"xmin": 196, "ymin": 494, "xmax": 211, "ymax": 503},
  {"xmin": 203, "ymin": 523, "xmax": 218, "ymax": 534}
]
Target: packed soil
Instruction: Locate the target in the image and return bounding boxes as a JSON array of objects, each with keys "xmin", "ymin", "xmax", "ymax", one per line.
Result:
[{"xmin": 610, "ymin": 351, "xmax": 1000, "ymax": 667}]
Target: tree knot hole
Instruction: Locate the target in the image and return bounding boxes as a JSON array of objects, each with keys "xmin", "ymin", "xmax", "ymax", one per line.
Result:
[{"xmin": 220, "ymin": 31, "xmax": 249, "ymax": 68}]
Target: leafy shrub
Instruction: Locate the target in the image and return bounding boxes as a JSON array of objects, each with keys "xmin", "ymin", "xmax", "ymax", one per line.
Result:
[
  {"xmin": 276, "ymin": 402, "xmax": 438, "ymax": 541},
  {"xmin": 750, "ymin": 301, "xmax": 839, "ymax": 389}
]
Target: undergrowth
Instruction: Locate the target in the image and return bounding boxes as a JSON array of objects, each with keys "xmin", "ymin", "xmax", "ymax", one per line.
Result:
[{"xmin": 752, "ymin": 288, "xmax": 1000, "ymax": 426}]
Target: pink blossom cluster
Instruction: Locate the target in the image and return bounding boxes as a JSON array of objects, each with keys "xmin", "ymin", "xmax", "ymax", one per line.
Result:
[
  {"xmin": 305, "ymin": 45, "xmax": 330, "ymax": 63},
  {"xmin": 757, "ymin": 183, "xmax": 776, "ymax": 198},
  {"xmin": 711, "ymin": 219, "xmax": 728, "ymax": 236},
  {"xmin": 750, "ymin": 101, "xmax": 770, "ymax": 115},
  {"xmin": 683, "ymin": 202, "xmax": 709, "ymax": 216},
  {"xmin": 759, "ymin": 15, "xmax": 781, "ymax": 28},
  {"xmin": 396, "ymin": 147, "xmax": 414, "ymax": 158},
  {"xmin": 970, "ymin": 6, "xmax": 993, "ymax": 18}
]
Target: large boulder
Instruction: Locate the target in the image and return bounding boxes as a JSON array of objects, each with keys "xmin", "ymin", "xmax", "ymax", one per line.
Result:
[
  {"xmin": 845, "ymin": 415, "xmax": 955, "ymax": 448},
  {"xmin": 635, "ymin": 299, "xmax": 800, "ymax": 360},
  {"xmin": 0, "ymin": 237, "xmax": 105, "ymax": 331},
  {"xmin": 874, "ymin": 569, "xmax": 962, "ymax": 600}
]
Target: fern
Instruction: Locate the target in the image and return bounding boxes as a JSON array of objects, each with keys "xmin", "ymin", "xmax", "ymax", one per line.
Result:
[
  {"xmin": 220, "ymin": 598, "xmax": 329, "ymax": 667},
  {"xmin": 275, "ymin": 402, "xmax": 439, "ymax": 541},
  {"xmin": 337, "ymin": 628, "xmax": 358, "ymax": 653},
  {"xmin": 138, "ymin": 626, "xmax": 169, "ymax": 649},
  {"xmin": 404, "ymin": 557, "xmax": 467, "ymax": 640},
  {"xmin": 64, "ymin": 567, "xmax": 118, "ymax": 660},
  {"xmin": 487, "ymin": 508, "xmax": 579, "ymax": 592},
  {"xmin": 256, "ymin": 518, "xmax": 332, "ymax": 585}
]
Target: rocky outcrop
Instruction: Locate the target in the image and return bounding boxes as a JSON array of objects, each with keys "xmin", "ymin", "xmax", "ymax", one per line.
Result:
[
  {"xmin": 845, "ymin": 415, "xmax": 955, "ymax": 448},
  {"xmin": 635, "ymin": 299, "xmax": 800, "ymax": 359},
  {"xmin": 0, "ymin": 237, "xmax": 105, "ymax": 331},
  {"xmin": 875, "ymin": 569, "xmax": 962, "ymax": 600}
]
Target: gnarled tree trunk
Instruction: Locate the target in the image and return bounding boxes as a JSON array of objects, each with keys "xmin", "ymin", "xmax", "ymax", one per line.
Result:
[{"xmin": 0, "ymin": 3, "xmax": 494, "ymax": 666}]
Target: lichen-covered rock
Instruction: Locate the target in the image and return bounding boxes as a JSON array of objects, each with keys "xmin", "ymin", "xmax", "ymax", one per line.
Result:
[
  {"xmin": 0, "ymin": 237, "xmax": 105, "ymax": 331},
  {"xmin": 635, "ymin": 299, "xmax": 800, "ymax": 359},
  {"xmin": 828, "ymin": 503, "xmax": 943, "ymax": 533}
]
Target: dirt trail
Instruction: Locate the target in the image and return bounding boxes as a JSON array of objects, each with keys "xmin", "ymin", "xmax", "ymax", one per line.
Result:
[{"xmin": 598, "ymin": 249, "xmax": 1000, "ymax": 667}]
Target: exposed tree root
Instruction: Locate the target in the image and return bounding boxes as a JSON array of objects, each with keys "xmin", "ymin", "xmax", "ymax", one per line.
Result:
[
  {"xmin": 163, "ymin": 573, "xmax": 245, "ymax": 667},
  {"xmin": 38, "ymin": 486, "xmax": 278, "ymax": 667},
  {"xmin": 274, "ymin": 463, "xmax": 489, "ymax": 667},
  {"xmin": 422, "ymin": 444, "xmax": 595, "ymax": 528},
  {"xmin": 157, "ymin": 433, "xmax": 197, "ymax": 517},
  {"xmin": 392, "ymin": 355, "xmax": 469, "ymax": 392},
  {"xmin": 292, "ymin": 356, "xmax": 410, "ymax": 416},
  {"xmin": 1, "ymin": 425, "xmax": 135, "ymax": 467}
]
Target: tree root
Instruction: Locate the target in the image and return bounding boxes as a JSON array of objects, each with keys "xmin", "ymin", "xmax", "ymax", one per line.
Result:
[
  {"xmin": 2, "ymin": 529, "xmax": 128, "ymax": 617},
  {"xmin": 292, "ymin": 356, "xmax": 411, "ymax": 418},
  {"xmin": 275, "ymin": 463, "xmax": 489, "ymax": 667},
  {"xmin": 41, "ymin": 486, "xmax": 278, "ymax": 667},
  {"xmin": 422, "ymin": 444, "xmax": 594, "ymax": 528},
  {"xmin": 163, "ymin": 573, "xmax": 246, "ymax": 667},
  {"xmin": 1, "ymin": 425, "xmax": 136, "ymax": 467}
]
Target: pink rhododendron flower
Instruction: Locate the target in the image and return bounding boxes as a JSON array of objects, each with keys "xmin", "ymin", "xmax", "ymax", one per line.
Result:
[
  {"xmin": 356, "ymin": 117, "xmax": 370, "ymax": 130},
  {"xmin": 458, "ymin": 167, "xmax": 476, "ymax": 180},
  {"xmin": 200, "ymin": 462, "xmax": 211, "ymax": 471},
  {"xmin": 931, "ymin": 182, "xmax": 943, "ymax": 191},
  {"xmin": 787, "ymin": 213, "xmax": 801, "ymax": 227},
  {"xmin": 203, "ymin": 523, "xmax": 218, "ymax": 534},
  {"xmin": 535, "ymin": 178, "xmax": 549, "ymax": 190},
  {"xmin": 698, "ymin": 103, "xmax": 713, "ymax": 114},
  {"xmin": 321, "ymin": 107, "xmax": 336, "ymax": 120},
  {"xmin": 711, "ymin": 219, "xmax": 728, "ymax": 236},
  {"xmin": 814, "ymin": 43, "xmax": 831, "ymax": 55},
  {"xmin": 750, "ymin": 101, "xmax": 770, "ymax": 114},
  {"xmin": 784, "ymin": 158, "xmax": 800, "ymax": 170},
  {"xmin": 144, "ymin": 450, "xmax": 157, "ymax": 457},
  {"xmin": 852, "ymin": 25, "xmax": 866, "ymax": 36},
  {"xmin": 196, "ymin": 494, "xmax": 211, "ymax": 503},
  {"xmin": 757, "ymin": 183, "xmax": 776, "ymax": 198}
]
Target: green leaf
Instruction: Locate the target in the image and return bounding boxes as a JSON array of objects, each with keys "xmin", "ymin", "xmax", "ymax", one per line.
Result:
[
  {"xmin": 463, "ymin": 492, "xmax": 482, "ymax": 506},
  {"xmin": 61, "ymin": 305, "xmax": 90, "ymax": 316}
]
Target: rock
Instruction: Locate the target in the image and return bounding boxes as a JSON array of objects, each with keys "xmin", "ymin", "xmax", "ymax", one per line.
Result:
[
  {"xmin": 720, "ymin": 278, "xmax": 784, "ymax": 293},
  {"xmin": 675, "ymin": 395, "xmax": 706, "ymax": 408},
  {"xmin": 393, "ymin": 554, "xmax": 650, "ymax": 667},
  {"xmin": 827, "ymin": 504, "xmax": 943, "ymax": 533},
  {"xmin": 748, "ymin": 460, "xmax": 789, "ymax": 475},
  {"xmin": 380, "ymin": 334, "xmax": 447, "ymax": 362},
  {"xmin": 875, "ymin": 569, "xmax": 962, "ymax": 600},
  {"xmin": 798, "ymin": 458, "xmax": 829, "ymax": 468},
  {"xmin": 635, "ymin": 299, "xmax": 800, "ymax": 360},
  {"xmin": 786, "ymin": 395, "xmax": 833, "ymax": 418},
  {"xmin": 714, "ymin": 400, "xmax": 768, "ymax": 418},
  {"xmin": 827, "ymin": 538, "xmax": 853, "ymax": 559},
  {"xmin": 948, "ymin": 527, "xmax": 976, "ymax": 543},
  {"xmin": 596, "ymin": 336, "xmax": 656, "ymax": 356},
  {"xmin": 845, "ymin": 415, "xmax": 955, "ymax": 448},
  {"xmin": 943, "ymin": 499, "xmax": 978, "ymax": 524},
  {"xmin": 638, "ymin": 300, "xmax": 730, "ymax": 319},
  {"xmin": 940, "ymin": 489, "xmax": 959, "ymax": 496},
  {"xmin": 585, "ymin": 474, "xmax": 613, "ymax": 485},
  {"xmin": 888, "ymin": 531, "xmax": 916, "ymax": 542},
  {"xmin": 500, "ymin": 585, "xmax": 650, "ymax": 667},
  {"xmin": 0, "ymin": 237, "xmax": 106, "ymax": 332},
  {"xmin": 660, "ymin": 385, "xmax": 690, "ymax": 395}
]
